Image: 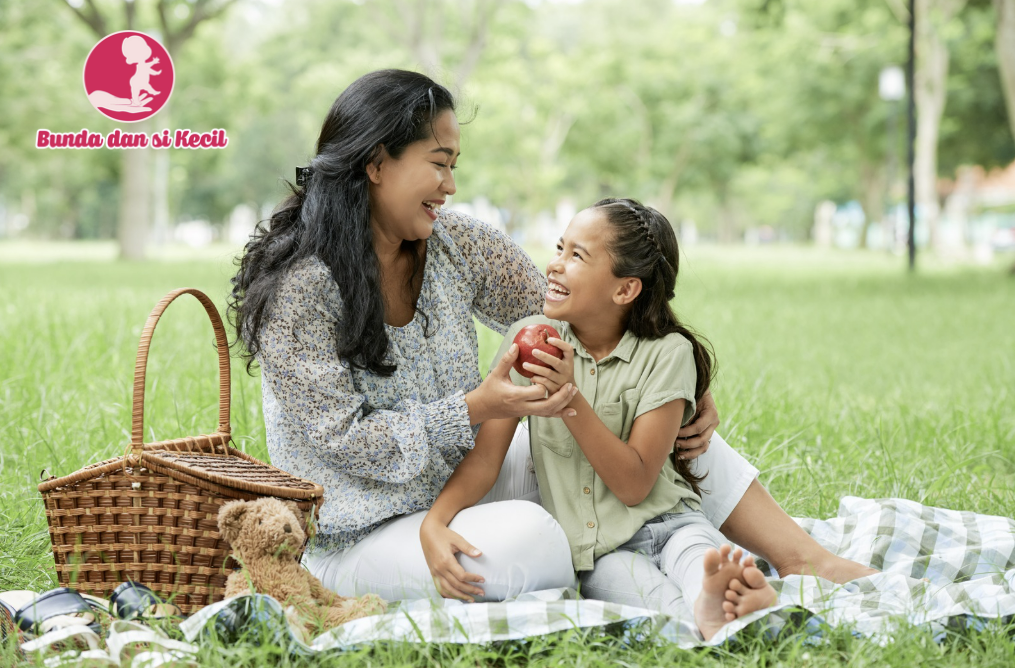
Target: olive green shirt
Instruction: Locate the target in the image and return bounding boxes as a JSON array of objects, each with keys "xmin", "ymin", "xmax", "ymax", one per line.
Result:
[{"xmin": 495, "ymin": 315, "xmax": 700, "ymax": 571}]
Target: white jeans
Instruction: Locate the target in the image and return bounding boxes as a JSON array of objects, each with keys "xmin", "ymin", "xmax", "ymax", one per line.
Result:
[
  {"xmin": 578, "ymin": 508, "xmax": 728, "ymax": 629},
  {"xmin": 304, "ymin": 423, "xmax": 758, "ymax": 602}
]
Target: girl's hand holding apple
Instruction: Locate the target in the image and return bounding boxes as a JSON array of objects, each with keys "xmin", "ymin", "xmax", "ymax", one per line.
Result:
[
  {"xmin": 464, "ymin": 343, "xmax": 578, "ymax": 424},
  {"xmin": 522, "ymin": 337, "xmax": 576, "ymax": 398}
]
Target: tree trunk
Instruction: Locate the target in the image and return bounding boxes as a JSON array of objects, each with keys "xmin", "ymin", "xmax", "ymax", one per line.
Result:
[
  {"xmin": 117, "ymin": 119, "xmax": 152, "ymax": 260},
  {"xmin": 996, "ymin": 0, "xmax": 1015, "ymax": 143},
  {"xmin": 151, "ymin": 148, "xmax": 171, "ymax": 247},
  {"xmin": 914, "ymin": 0, "xmax": 967, "ymax": 252},
  {"xmin": 715, "ymin": 182, "xmax": 736, "ymax": 243},
  {"xmin": 151, "ymin": 101, "xmax": 172, "ymax": 247},
  {"xmin": 915, "ymin": 0, "xmax": 947, "ymax": 250},
  {"xmin": 858, "ymin": 162, "xmax": 886, "ymax": 249},
  {"xmin": 652, "ymin": 140, "xmax": 694, "ymax": 224},
  {"xmin": 1000, "ymin": 0, "xmax": 1015, "ymax": 273}
]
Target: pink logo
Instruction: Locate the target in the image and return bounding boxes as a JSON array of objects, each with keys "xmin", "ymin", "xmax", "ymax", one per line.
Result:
[{"xmin": 83, "ymin": 31, "xmax": 174, "ymax": 123}]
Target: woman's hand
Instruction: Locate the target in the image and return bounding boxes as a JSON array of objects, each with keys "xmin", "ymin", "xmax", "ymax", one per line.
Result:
[
  {"xmin": 465, "ymin": 344, "xmax": 578, "ymax": 424},
  {"xmin": 420, "ymin": 516, "xmax": 485, "ymax": 602},
  {"xmin": 674, "ymin": 390, "xmax": 719, "ymax": 460},
  {"xmin": 524, "ymin": 337, "xmax": 576, "ymax": 398}
]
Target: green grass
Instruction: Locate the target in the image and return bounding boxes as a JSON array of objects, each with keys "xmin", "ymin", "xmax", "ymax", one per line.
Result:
[{"xmin": 1, "ymin": 243, "xmax": 1014, "ymax": 665}]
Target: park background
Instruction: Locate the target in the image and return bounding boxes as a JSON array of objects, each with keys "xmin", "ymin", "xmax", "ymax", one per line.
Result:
[{"xmin": 2, "ymin": 0, "xmax": 1015, "ymax": 665}]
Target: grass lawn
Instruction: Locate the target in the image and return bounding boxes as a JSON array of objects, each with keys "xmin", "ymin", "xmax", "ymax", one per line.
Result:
[{"xmin": 1, "ymin": 241, "xmax": 1013, "ymax": 666}]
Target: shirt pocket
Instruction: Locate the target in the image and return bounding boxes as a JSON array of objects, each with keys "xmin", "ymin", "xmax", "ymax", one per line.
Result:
[
  {"xmin": 598, "ymin": 388, "xmax": 641, "ymax": 442},
  {"xmin": 538, "ymin": 423, "xmax": 574, "ymax": 457}
]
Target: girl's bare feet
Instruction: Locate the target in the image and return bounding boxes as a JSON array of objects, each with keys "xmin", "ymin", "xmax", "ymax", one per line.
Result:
[
  {"xmin": 722, "ymin": 555, "xmax": 778, "ymax": 620},
  {"xmin": 694, "ymin": 544, "xmax": 746, "ymax": 641}
]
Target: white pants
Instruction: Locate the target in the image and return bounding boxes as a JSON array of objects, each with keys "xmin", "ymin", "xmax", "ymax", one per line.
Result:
[{"xmin": 304, "ymin": 423, "xmax": 758, "ymax": 602}]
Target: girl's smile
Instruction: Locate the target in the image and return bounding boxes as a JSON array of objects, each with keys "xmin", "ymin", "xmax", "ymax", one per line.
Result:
[
  {"xmin": 543, "ymin": 208, "xmax": 642, "ymax": 355},
  {"xmin": 546, "ymin": 278, "xmax": 570, "ymax": 302}
]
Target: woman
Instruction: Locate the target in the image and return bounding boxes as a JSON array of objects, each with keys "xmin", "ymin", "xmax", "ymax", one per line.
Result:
[{"xmin": 229, "ymin": 69, "xmax": 873, "ymax": 603}]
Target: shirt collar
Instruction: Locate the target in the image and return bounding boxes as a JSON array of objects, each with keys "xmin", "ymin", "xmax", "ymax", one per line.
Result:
[{"xmin": 561, "ymin": 321, "xmax": 637, "ymax": 364}]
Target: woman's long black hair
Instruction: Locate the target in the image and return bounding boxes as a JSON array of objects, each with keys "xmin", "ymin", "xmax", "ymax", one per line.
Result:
[
  {"xmin": 228, "ymin": 70, "xmax": 457, "ymax": 376},
  {"xmin": 594, "ymin": 198, "xmax": 716, "ymax": 496}
]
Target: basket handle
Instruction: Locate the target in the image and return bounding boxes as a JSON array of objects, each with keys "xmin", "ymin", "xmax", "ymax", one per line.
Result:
[{"xmin": 130, "ymin": 288, "xmax": 231, "ymax": 453}]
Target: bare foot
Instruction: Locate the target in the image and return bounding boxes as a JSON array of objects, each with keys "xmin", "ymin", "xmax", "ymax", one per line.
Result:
[
  {"xmin": 694, "ymin": 544, "xmax": 746, "ymax": 641},
  {"xmin": 722, "ymin": 555, "xmax": 778, "ymax": 620},
  {"xmin": 778, "ymin": 553, "xmax": 878, "ymax": 583}
]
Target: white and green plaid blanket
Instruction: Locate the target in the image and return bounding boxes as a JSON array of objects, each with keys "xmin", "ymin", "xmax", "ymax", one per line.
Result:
[{"xmin": 180, "ymin": 497, "xmax": 1015, "ymax": 651}]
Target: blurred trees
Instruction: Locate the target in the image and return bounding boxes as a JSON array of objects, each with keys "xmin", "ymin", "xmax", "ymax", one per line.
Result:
[
  {"xmin": 939, "ymin": 0, "xmax": 1015, "ymax": 173},
  {"xmin": 737, "ymin": 0, "xmax": 907, "ymax": 247},
  {"xmin": 1, "ymin": 0, "xmax": 1012, "ymax": 248}
]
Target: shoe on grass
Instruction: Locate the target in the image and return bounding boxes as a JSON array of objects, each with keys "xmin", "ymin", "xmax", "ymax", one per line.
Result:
[
  {"xmin": 108, "ymin": 582, "xmax": 182, "ymax": 622},
  {"xmin": 0, "ymin": 588, "xmax": 109, "ymax": 638}
]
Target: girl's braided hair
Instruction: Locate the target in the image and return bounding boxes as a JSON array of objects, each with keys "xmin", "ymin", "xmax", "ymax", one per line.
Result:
[{"xmin": 593, "ymin": 197, "xmax": 715, "ymax": 496}]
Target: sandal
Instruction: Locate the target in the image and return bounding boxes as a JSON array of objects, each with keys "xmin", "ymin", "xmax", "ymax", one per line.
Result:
[
  {"xmin": 198, "ymin": 593, "xmax": 312, "ymax": 656},
  {"xmin": 109, "ymin": 582, "xmax": 182, "ymax": 622},
  {"xmin": 0, "ymin": 588, "xmax": 107, "ymax": 637},
  {"xmin": 105, "ymin": 620, "xmax": 197, "ymax": 667}
]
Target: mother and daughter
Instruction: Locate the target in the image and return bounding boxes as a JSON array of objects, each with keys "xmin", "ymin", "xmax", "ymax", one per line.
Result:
[{"xmin": 229, "ymin": 69, "xmax": 874, "ymax": 639}]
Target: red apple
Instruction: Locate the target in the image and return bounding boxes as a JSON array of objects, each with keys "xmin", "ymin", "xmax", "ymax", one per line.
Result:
[{"xmin": 512, "ymin": 324, "xmax": 564, "ymax": 379}]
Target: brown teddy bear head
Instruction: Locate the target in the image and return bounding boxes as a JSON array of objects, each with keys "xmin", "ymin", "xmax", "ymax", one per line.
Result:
[{"xmin": 218, "ymin": 497, "xmax": 307, "ymax": 562}]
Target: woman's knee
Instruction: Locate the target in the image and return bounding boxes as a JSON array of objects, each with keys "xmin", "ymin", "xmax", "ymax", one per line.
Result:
[
  {"xmin": 451, "ymin": 500, "xmax": 575, "ymax": 598},
  {"xmin": 453, "ymin": 500, "xmax": 570, "ymax": 567}
]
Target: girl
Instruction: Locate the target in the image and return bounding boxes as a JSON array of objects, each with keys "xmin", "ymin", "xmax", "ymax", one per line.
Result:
[{"xmin": 420, "ymin": 198, "xmax": 777, "ymax": 639}]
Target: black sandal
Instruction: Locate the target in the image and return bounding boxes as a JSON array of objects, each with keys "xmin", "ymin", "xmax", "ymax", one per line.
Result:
[
  {"xmin": 108, "ymin": 582, "xmax": 182, "ymax": 621},
  {"xmin": 13, "ymin": 588, "xmax": 106, "ymax": 637}
]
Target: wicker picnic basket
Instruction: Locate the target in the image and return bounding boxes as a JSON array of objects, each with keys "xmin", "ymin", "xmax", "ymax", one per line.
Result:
[{"xmin": 38, "ymin": 288, "xmax": 324, "ymax": 614}]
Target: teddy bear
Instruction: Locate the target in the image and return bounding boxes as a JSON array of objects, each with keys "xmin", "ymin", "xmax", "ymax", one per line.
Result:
[{"xmin": 217, "ymin": 497, "xmax": 386, "ymax": 639}]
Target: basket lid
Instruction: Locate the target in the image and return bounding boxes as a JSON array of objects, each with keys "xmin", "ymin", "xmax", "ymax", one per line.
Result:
[
  {"xmin": 141, "ymin": 447, "xmax": 324, "ymax": 501},
  {"xmin": 39, "ymin": 446, "xmax": 324, "ymax": 503}
]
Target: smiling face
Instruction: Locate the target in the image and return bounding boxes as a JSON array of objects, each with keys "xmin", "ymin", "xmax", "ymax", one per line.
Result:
[
  {"xmin": 366, "ymin": 110, "xmax": 460, "ymax": 247},
  {"xmin": 544, "ymin": 207, "xmax": 640, "ymax": 332}
]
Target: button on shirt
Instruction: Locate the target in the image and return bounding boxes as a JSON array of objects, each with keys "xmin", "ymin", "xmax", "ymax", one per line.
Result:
[{"xmin": 496, "ymin": 315, "xmax": 700, "ymax": 571}]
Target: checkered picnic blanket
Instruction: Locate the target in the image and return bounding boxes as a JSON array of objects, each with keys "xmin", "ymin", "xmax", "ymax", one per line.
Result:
[{"xmin": 180, "ymin": 497, "xmax": 1015, "ymax": 650}]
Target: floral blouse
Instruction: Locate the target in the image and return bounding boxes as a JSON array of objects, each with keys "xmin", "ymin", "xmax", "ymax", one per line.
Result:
[{"xmin": 258, "ymin": 210, "xmax": 545, "ymax": 552}]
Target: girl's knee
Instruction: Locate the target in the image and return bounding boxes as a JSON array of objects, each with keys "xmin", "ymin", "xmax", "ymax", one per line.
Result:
[
  {"xmin": 660, "ymin": 522, "xmax": 725, "ymax": 567},
  {"xmin": 677, "ymin": 523, "xmax": 725, "ymax": 547}
]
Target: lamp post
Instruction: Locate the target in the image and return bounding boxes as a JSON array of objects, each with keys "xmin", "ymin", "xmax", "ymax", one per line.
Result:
[{"xmin": 906, "ymin": 0, "xmax": 917, "ymax": 271}]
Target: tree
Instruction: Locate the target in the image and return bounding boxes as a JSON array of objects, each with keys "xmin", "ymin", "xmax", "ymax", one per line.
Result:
[
  {"xmin": 993, "ymin": 0, "xmax": 1015, "ymax": 272},
  {"xmin": 368, "ymin": 0, "xmax": 502, "ymax": 89},
  {"xmin": 914, "ymin": 0, "xmax": 968, "ymax": 250},
  {"xmin": 995, "ymin": 0, "xmax": 1015, "ymax": 143},
  {"xmin": 733, "ymin": 0, "xmax": 907, "ymax": 243},
  {"xmin": 937, "ymin": 0, "xmax": 1014, "ymax": 172},
  {"xmin": 61, "ymin": 0, "xmax": 239, "ymax": 260}
]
